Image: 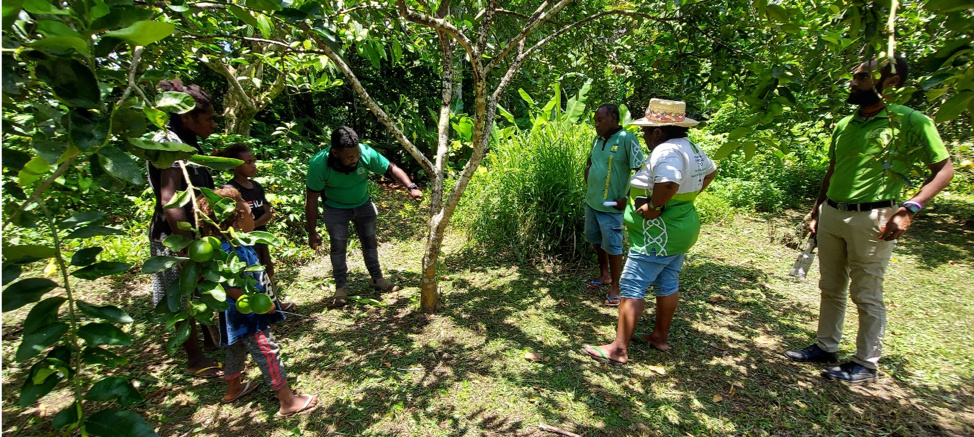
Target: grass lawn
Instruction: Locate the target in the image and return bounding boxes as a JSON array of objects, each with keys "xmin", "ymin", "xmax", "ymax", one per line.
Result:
[{"xmin": 3, "ymin": 192, "xmax": 973, "ymax": 436}]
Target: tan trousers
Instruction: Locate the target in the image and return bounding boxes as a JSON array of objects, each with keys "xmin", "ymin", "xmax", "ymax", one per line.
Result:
[{"xmin": 816, "ymin": 203, "xmax": 896, "ymax": 369}]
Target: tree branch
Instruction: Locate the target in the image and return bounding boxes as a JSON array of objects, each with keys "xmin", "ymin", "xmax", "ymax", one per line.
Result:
[
  {"xmin": 302, "ymin": 25, "xmax": 435, "ymax": 175},
  {"xmin": 431, "ymin": 31, "xmax": 456, "ymax": 215},
  {"xmin": 475, "ymin": 0, "xmax": 498, "ymax": 58},
  {"xmin": 200, "ymin": 53, "xmax": 258, "ymax": 112},
  {"xmin": 474, "ymin": 8, "xmax": 564, "ymax": 26},
  {"xmin": 396, "ymin": 0, "xmax": 482, "ymax": 80},
  {"xmin": 483, "ymin": 0, "xmax": 572, "ymax": 75},
  {"xmin": 115, "ymin": 46, "xmax": 144, "ymax": 107}
]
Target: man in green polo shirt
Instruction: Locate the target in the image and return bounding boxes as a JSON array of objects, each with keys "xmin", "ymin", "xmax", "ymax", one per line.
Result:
[
  {"xmin": 305, "ymin": 126, "xmax": 423, "ymax": 306},
  {"xmin": 584, "ymin": 104, "xmax": 645, "ymax": 306},
  {"xmin": 785, "ymin": 57, "xmax": 954, "ymax": 383}
]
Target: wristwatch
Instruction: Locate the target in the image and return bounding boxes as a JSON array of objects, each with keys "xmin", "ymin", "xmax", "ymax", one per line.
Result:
[
  {"xmin": 407, "ymin": 183, "xmax": 418, "ymax": 190},
  {"xmin": 901, "ymin": 201, "xmax": 922, "ymax": 214},
  {"xmin": 647, "ymin": 202, "xmax": 665, "ymax": 212}
]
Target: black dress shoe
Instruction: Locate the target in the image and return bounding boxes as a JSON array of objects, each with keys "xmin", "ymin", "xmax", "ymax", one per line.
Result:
[
  {"xmin": 823, "ymin": 361, "xmax": 878, "ymax": 384},
  {"xmin": 784, "ymin": 344, "xmax": 838, "ymax": 363}
]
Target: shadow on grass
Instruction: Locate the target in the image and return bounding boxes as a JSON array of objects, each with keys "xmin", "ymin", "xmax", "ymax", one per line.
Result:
[{"xmin": 3, "ymin": 204, "xmax": 973, "ymax": 436}]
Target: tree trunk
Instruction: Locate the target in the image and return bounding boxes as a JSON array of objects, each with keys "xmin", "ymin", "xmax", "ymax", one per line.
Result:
[{"xmin": 419, "ymin": 224, "xmax": 446, "ymax": 309}]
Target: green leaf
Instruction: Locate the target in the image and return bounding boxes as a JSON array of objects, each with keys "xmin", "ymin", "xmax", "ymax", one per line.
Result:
[
  {"xmin": 743, "ymin": 141, "xmax": 758, "ymax": 161},
  {"xmin": 246, "ymin": 231, "xmax": 280, "ymax": 247},
  {"xmin": 31, "ymin": 139, "xmax": 68, "ymax": 165},
  {"xmin": 65, "ymin": 225, "xmax": 126, "ymax": 240},
  {"xmin": 188, "ymin": 154, "xmax": 243, "ymax": 171},
  {"xmin": 128, "ymin": 138, "xmax": 196, "ymax": 153},
  {"xmin": 18, "ymin": 156, "xmax": 52, "ymax": 187},
  {"xmin": 563, "ymin": 80, "xmax": 592, "ymax": 125},
  {"xmin": 199, "ymin": 280, "xmax": 226, "ymax": 301},
  {"xmin": 71, "ymin": 262, "xmax": 131, "ymax": 280},
  {"xmin": 2, "ymin": 0, "xmax": 25, "ymax": 32},
  {"xmin": 37, "ymin": 20, "xmax": 82, "ymax": 38},
  {"xmin": 52, "ymin": 402, "xmax": 81, "ymax": 430},
  {"xmin": 228, "ymin": 4, "xmax": 259, "ymax": 27},
  {"xmin": 59, "ymin": 211, "xmax": 106, "ymax": 228},
  {"xmin": 3, "ymin": 278, "xmax": 58, "ymax": 312},
  {"xmin": 23, "ymin": 297, "xmax": 65, "ymax": 335},
  {"xmin": 178, "ymin": 261, "xmax": 201, "ymax": 297},
  {"xmin": 77, "ymin": 301, "xmax": 133, "ymax": 323},
  {"xmin": 16, "ymin": 322, "xmax": 68, "ymax": 361},
  {"xmin": 71, "ymin": 247, "xmax": 103, "ymax": 266},
  {"xmin": 97, "ymin": 147, "xmax": 143, "ymax": 185},
  {"xmin": 766, "ymin": 4, "xmax": 789, "ymax": 22},
  {"xmin": 141, "ymin": 256, "xmax": 187, "ymax": 274},
  {"xmin": 518, "ymin": 88, "xmax": 536, "ymax": 107},
  {"xmin": 165, "ymin": 319, "xmax": 191, "ymax": 354},
  {"xmin": 164, "ymin": 190, "xmax": 192, "ymax": 211},
  {"xmin": 2, "ymin": 263, "xmax": 22, "ymax": 285},
  {"xmin": 154, "ymin": 91, "xmax": 196, "ymax": 114},
  {"xmin": 68, "ymin": 109, "xmax": 110, "ymax": 152},
  {"xmin": 112, "ymin": 107, "xmax": 147, "ymax": 138},
  {"xmin": 256, "ymin": 13, "xmax": 272, "ymax": 39},
  {"xmin": 20, "ymin": 350, "xmax": 70, "ymax": 407},
  {"xmin": 23, "ymin": 0, "xmax": 70, "ymax": 15},
  {"xmin": 728, "ymin": 127, "xmax": 752, "ymax": 140},
  {"xmin": 85, "ymin": 409, "xmax": 158, "ymax": 437},
  {"xmin": 934, "ymin": 91, "xmax": 974, "ymax": 123},
  {"xmin": 91, "ymin": 5, "xmax": 154, "ymax": 30},
  {"xmin": 142, "ymin": 106, "xmax": 168, "ymax": 129},
  {"xmin": 246, "ymin": 0, "xmax": 282, "ymax": 12},
  {"xmin": 163, "ymin": 234, "xmax": 194, "ymax": 252},
  {"xmin": 925, "ymin": 0, "xmax": 974, "ymax": 12},
  {"xmin": 31, "ymin": 36, "xmax": 91, "ymax": 57},
  {"xmin": 104, "ymin": 21, "xmax": 175, "ymax": 46},
  {"xmin": 78, "ymin": 322, "xmax": 132, "ymax": 347},
  {"xmin": 199, "ymin": 187, "xmax": 236, "ymax": 222},
  {"xmin": 82, "ymin": 346, "xmax": 128, "ymax": 367},
  {"xmin": 85, "ymin": 377, "xmax": 143, "ymax": 406},
  {"xmin": 3, "ymin": 244, "xmax": 56, "ymax": 264},
  {"xmin": 2, "ymin": 147, "xmax": 31, "ymax": 171},
  {"xmin": 712, "ymin": 141, "xmax": 742, "ymax": 160},
  {"xmin": 34, "ymin": 58, "xmax": 100, "ymax": 108}
]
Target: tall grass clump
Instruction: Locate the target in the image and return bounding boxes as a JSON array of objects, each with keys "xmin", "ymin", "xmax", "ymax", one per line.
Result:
[{"xmin": 457, "ymin": 123, "xmax": 592, "ymax": 262}]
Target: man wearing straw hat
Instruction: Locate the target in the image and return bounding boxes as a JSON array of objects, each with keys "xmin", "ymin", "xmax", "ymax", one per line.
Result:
[
  {"xmin": 785, "ymin": 57, "xmax": 954, "ymax": 383},
  {"xmin": 584, "ymin": 104, "xmax": 646, "ymax": 306},
  {"xmin": 583, "ymin": 98, "xmax": 716, "ymax": 364}
]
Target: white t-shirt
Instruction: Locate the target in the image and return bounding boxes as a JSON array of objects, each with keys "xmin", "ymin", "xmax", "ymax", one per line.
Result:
[{"xmin": 630, "ymin": 137, "xmax": 716, "ymax": 193}]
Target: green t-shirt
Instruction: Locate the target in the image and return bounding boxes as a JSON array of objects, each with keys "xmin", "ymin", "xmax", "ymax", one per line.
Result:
[
  {"xmin": 306, "ymin": 144, "xmax": 390, "ymax": 208},
  {"xmin": 585, "ymin": 128, "xmax": 645, "ymax": 213},
  {"xmin": 827, "ymin": 105, "xmax": 949, "ymax": 203}
]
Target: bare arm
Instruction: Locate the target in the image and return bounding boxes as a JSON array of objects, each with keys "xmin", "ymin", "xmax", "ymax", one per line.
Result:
[
  {"xmin": 305, "ymin": 188, "xmax": 321, "ymax": 249},
  {"xmin": 387, "ymin": 163, "xmax": 422, "ymax": 199},
  {"xmin": 809, "ymin": 160, "xmax": 836, "ymax": 235},
  {"xmin": 636, "ymin": 181, "xmax": 680, "ymax": 220},
  {"xmin": 880, "ymin": 158, "xmax": 954, "ymax": 241},
  {"xmin": 699, "ymin": 170, "xmax": 717, "ymax": 194},
  {"xmin": 254, "ymin": 207, "xmax": 275, "ymax": 228},
  {"xmin": 160, "ymin": 167, "xmax": 192, "ymax": 239}
]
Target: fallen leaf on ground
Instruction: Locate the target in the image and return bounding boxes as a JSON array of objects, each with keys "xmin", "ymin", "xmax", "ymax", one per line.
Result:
[
  {"xmin": 708, "ymin": 296, "xmax": 726, "ymax": 303},
  {"xmin": 648, "ymin": 366, "xmax": 666, "ymax": 375},
  {"xmin": 525, "ymin": 352, "xmax": 544, "ymax": 362},
  {"xmin": 713, "ymin": 394, "xmax": 723, "ymax": 403},
  {"xmin": 729, "ymin": 385, "xmax": 737, "ymax": 396}
]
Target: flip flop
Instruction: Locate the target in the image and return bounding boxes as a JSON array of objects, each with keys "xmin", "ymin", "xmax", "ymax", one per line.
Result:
[
  {"xmin": 185, "ymin": 363, "xmax": 223, "ymax": 378},
  {"xmin": 580, "ymin": 345, "xmax": 626, "ymax": 366},
  {"xmin": 278, "ymin": 301, "xmax": 297, "ymax": 312},
  {"xmin": 221, "ymin": 380, "xmax": 261, "ymax": 404},
  {"xmin": 586, "ymin": 280, "xmax": 611, "ymax": 289},
  {"xmin": 277, "ymin": 394, "xmax": 319, "ymax": 417},
  {"xmin": 631, "ymin": 332, "xmax": 667, "ymax": 352},
  {"xmin": 604, "ymin": 296, "xmax": 621, "ymax": 307}
]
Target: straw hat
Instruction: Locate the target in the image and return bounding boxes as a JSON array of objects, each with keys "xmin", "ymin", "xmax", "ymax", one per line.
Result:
[{"xmin": 629, "ymin": 98, "xmax": 699, "ymax": 127}]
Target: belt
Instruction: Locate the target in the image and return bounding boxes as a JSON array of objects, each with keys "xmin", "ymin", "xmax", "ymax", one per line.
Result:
[{"xmin": 826, "ymin": 198, "xmax": 895, "ymax": 212}]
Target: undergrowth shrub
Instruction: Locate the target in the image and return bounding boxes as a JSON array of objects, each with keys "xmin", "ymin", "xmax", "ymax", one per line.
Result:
[{"xmin": 457, "ymin": 123, "xmax": 591, "ymax": 262}]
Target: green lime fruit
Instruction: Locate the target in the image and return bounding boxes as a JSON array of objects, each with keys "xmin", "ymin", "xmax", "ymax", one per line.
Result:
[
  {"xmin": 204, "ymin": 236, "xmax": 223, "ymax": 251},
  {"xmin": 236, "ymin": 295, "xmax": 253, "ymax": 314},
  {"xmin": 250, "ymin": 294, "xmax": 274, "ymax": 314},
  {"xmin": 188, "ymin": 240, "xmax": 214, "ymax": 263}
]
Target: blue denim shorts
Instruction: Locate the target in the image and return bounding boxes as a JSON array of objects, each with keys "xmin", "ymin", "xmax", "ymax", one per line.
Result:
[
  {"xmin": 584, "ymin": 204, "xmax": 624, "ymax": 256},
  {"xmin": 619, "ymin": 250, "xmax": 685, "ymax": 299}
]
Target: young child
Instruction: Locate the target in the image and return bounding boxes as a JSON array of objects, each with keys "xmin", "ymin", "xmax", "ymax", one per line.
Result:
[
  {"xmin": 197, "ymin": 187, "xmax": 317, "ymax": 417},
  {"xmin": 220, "ymin": 144, "xmax": 295, "ymax": 311}
]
